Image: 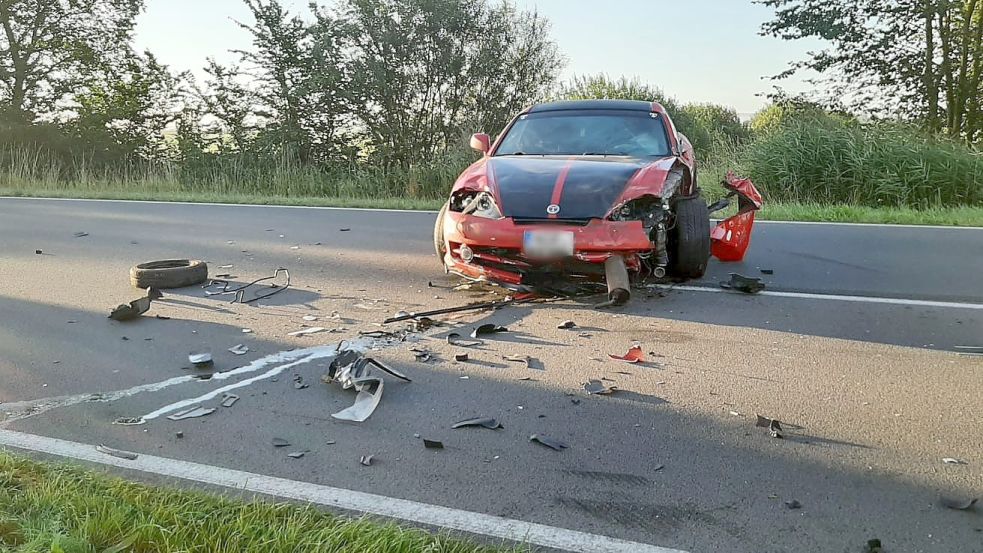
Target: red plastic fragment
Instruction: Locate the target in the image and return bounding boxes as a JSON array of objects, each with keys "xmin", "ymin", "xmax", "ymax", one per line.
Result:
[
  {"xmin": 711, "ymin": 172, "xmax": 763, "ymax": 262},
  {"xmin": 609, "ymin": 344, "xmax": 644, "ymax": 363}
]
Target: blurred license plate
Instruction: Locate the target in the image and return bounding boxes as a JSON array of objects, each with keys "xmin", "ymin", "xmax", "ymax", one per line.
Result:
[{"xmin": 523, "ymin": 230, "xmax": 574, "ymax": 258}]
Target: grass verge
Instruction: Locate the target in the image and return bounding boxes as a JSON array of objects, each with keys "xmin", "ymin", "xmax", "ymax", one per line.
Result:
[
  {"xmin": 0, "ymin": 451, "xmax": 521, "ymax": 553},
  {"xmin": 3, "ymin": 187, "xmax": 982, "ymax": 226}
]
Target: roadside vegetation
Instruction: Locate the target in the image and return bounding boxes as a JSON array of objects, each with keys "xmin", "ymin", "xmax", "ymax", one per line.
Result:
[
  {"xmin": 0, "ymin": 0, "xmax": 981, "ymax": 226},
  {"xmin": 0, "ymin": 451, "xmax": 520, "ymax": 553}
]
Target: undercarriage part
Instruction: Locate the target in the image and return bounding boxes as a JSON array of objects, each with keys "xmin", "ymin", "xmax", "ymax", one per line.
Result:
[{"xmin": 601, "ymin": 255, "xmax": 630, "ymax": 307}]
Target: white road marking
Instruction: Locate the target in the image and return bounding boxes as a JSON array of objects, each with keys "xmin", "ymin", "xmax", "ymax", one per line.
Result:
[
  {"xmin": 3, "ymin": 196, "xmax": 981, "ymax": 229},
  {"xmin": 663, "ymin": 285, "xmax": 983, "ymax": 311},
  {"xmin": 0, "ymin": 429, "xmax": 687, "ymax": 553}
]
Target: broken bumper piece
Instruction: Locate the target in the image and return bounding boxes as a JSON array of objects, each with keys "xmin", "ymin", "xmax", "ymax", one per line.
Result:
[{"xmin": 710, "ymin": 172, "xmax": 763, "ymax": 262}]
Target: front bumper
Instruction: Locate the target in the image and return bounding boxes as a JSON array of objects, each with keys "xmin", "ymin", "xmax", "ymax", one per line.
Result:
[{"xmin": 440, "ymin": 212, "xmax": 653, "ymax": 285}]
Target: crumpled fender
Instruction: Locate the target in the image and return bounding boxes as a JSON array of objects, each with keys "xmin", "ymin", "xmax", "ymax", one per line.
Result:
[{"xmin": 711, "ymin": 172, "xmax": 762, "ymax": 262}]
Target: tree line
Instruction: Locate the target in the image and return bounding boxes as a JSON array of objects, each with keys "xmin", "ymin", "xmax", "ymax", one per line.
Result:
[{"xmin": 0, "ymin": 0, "xmax": 980, "ymax": 185}]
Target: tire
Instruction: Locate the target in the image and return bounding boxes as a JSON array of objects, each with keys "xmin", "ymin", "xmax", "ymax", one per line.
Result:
[
  {"xmin": 433, "ymin": 201, "xmax": 449, "ymax": 266},
  {"xmin": 670, "ymin": 194, "xmax": 711, "ymax": 278},
  {"xmin": 130, "ymin": 259, "xmax": 208, "ymax": 289}
]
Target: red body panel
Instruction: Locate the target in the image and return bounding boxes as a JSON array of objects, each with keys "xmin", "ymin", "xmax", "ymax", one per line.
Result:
[{"xmin": 710, "ymin": 173, "xmax": 763, "ymax": 262}]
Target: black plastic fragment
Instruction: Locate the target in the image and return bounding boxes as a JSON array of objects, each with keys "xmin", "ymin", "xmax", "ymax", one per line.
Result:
[
  {"xmin": 864, "ymin": 539, "xmax": 884, "ymax": 553},
  {"xmin": 452, "ymin": 417, "xmax": 503, "ymax": 430},
  {"xmin": 530, "ymin": 434, "xmax": 568, "ymax": 451},
  {"xmin": 785, "ymin": 499, "xmax": 802, "ymax": 509},
  {"xmin": 423, "ymin": 439, "xmax": 444, "ymax": 449},
  {"xmin": 760, "ymin": 268, "xmax": 774, "ymax": 275},
  {"xmin": 720, "ymin": 273, "xmax": 765, "ymax": 294},
  {"xmin": 756, "ymin": 415, "xmax": 784, "ymax": 439},
  {"xmin": 471, "ymin": 324, "xmax": 508, "ymax": 338},
  {"xmin": 557, "ymin": 320, "xmax": 577, "ymax": 329},
  {"xmin": 447, "ymin": 333, "xmax": 482, "ymax": 347},
  {"xmin": 454, "ymin": 353, "xmax": 469, "ymax": 362},
  {"xmin": 272, "ymin": 438, "xmax": 290, "ymax": 448}
]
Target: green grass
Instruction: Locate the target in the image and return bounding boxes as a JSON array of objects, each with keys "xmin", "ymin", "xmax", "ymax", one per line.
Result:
[
  {"xmin": 3, "ymin": 186, "xmax": 982, "ymax": 226},
  {"xmin": 0, "ymin": 451, "xmax": 521, "ymax": 553}
]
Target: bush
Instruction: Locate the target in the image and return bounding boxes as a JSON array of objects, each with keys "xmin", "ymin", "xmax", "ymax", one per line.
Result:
[{"xmin": 743, "ymin": 119, "xmax": 983, "ymax": 207}]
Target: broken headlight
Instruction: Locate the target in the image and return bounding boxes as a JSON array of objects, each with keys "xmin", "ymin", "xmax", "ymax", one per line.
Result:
[{"xmin": 462, "ymin": 192, "xmax": 503, "ymax": 220}]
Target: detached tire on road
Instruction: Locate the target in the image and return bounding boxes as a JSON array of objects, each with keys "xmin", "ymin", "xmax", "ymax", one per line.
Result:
[
  {"xmin": 130, "ymin": 259, "xmax": 208, "ymax": 289},
  {"xmin": 670, "ymin": 194, "xmax": 711, "ymax": 278},
  {"xmin": 433, "ymin": 202, "xmax": 449, "ymax": 266}
]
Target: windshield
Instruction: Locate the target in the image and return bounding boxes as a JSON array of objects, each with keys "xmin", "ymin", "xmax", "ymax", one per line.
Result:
[{"xmin": 495, "ymin": 110, "xmax": 671, "ymax": 157}]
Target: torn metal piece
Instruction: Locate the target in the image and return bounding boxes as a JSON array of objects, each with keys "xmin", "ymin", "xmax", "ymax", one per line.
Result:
[
  {"xmin": 471, "ymin": 324, "xmax": 508, "ymax": 338},
  {"xmin": 423, "ymin": 439, "xmax": 444, "ymax": 449},
  {"xmin": 720, "ymin": 273, "xmax": 765, "ymax": 294},
  {"xmin": 108, "ymin": 288, "xmax": 163, "ymax": 321},
  {"xmin": 454, "ymin": 353, "xmax": 469, "ymax": 362},
  {"xmin": 447, "ymin": 333, "xmax": 482, "ymax": 347},
  {"xmin": 203, "ymin": 268, "xmax": 290, "ymax": 304},
  {"xmin": 96, "ymin": 445, "xmax": 138, "ymax": 460},
  {"xmin": 452, "ymin": 417, "xmax": 503, "ymax": 430},
  {"xmin": 584, "ymin": 379, "xmax": 616, "ymax": 395},
  {"xmin": 188, "ymin": 352, "xmax": 213, "ymax": 367},
  {"xmin": 228, "ymin": 344, "xmax": 249, "ymax": 355},
  {"xmin": 289, "ymin": 327, "xmax": 327, "ymax": 337},
  {"xmin": 383, "ymin": 298, "xmax": 519, "ymax": 324},
  {"xmin": 530, "ymin": 434, "xmax": 568, "ymax": 451},
  {"xmin": 756, "ymin": 415, "xmax": 784, "ymax": 439},
  {"xmin": 360, "ymin": 455, "xmax": 374, "ymax": 466},
  {"xmin": 609, "ymin": 344, "xmax": 644, "ymax": 363},
  {"xmin": 272, "ymin": 438, "xmax": 290, "ymax": 447},
  {"xmin": 166, "ymin": 406, "xmax": 215, "ymax": 421},
  {"xmin": 220, "ymin": 393, "xmax": 239, "ymax": 407},
  {"xmin": 940, "ymin": 497, "xmax": 978, "ymax": 510},
  {"xmin": 557, "ymin": 320, "xmax": 577, "ymax": 329}
]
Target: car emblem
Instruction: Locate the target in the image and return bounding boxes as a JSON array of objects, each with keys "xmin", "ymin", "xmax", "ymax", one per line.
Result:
[{"xmin": 546, "ymin": 204, "xmax": 560, "ymax": 215}]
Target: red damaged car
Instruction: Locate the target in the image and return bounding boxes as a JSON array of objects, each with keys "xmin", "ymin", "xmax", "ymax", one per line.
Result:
[{"xmin": 433, "ymin": 99, "xmax": 762, "ymax": 304}]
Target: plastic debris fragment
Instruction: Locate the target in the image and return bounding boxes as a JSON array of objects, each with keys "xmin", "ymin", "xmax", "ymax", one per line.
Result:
[
  {"xmin": 272, "ymin": 438, "xmax": 290, "ymax": 447},
  {"xmin": 756, "ymin": 414, "xmax": 784, "ymax": 439},
  {"xmin": 471, "ymin": 324, "xmax": 508, "ymax": 338},
  {"xmin": 609, "ymin": 344, "xmax": 644, "ymax": 363},
  {"xmin": 360, "ymin": 455, "xmax": 374, "ymax": 466},
  {"xmin": 228, "ymin": 344, "xmax": 249, "ymax": 355},
  {"xmin": 452, "ymin": 417, "xmax": 503, "ymax": 430},
  {"xmin": 557, "ymin": 320, "xmax": 577, "ymax": 329},
  {"xmin": 96, "ymin": 445, "xmax": 138, "ymax": 460},
  {"xmin": 188, "ymin": 352, "xmax": 213, "ymax": 367},
  {"xmin": 584, "ymin": 379, "xmax": 616, "ymax": 395},
  {"xmin": 447, "ymin": 333, "xmax": 482, "ymax": 347},
  {"xmin": 166, "ymin": 406, "xmax": 215, "ymax": 421},
  {"xmin": 530, "ymin": 434, "xmax": 568, "ymax": 451},
  {"xmin": 109, "ymin": 288, "xmax": 163, "ymax": 321},
  {"xmin": 288, "ymin": 327, "xmax": 327, "ymax": 337},
  {"xmin": 221, "ymin": 393, "xmax": 240, "ymax": 407},
  {"xmin": 423, "ymin": 439, "xmax": 444, "ymax": 449},
  {"xmin": 720, "ymin": 273, "xmax": 765, "ymax": 294}
]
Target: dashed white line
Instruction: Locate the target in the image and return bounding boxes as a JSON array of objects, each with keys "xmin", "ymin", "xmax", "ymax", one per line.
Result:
[
  {"xmin": 662, "ymin": 285, "xmax": 983, "ymax": 310},
  {"xmin": 0, "ymin": 429, "xmax": 688, "ymax": 553}
]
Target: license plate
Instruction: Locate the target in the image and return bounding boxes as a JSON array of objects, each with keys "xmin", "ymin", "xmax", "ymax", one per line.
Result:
[{"xmin": 522, "ymin": 230, "xmax": 574, "ymax": 259}]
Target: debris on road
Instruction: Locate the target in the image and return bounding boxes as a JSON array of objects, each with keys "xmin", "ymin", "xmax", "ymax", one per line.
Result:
[
  {"xmin": 287, "ymin": 451, "xmax": 306, "ymax": 459},
  {"xmin": 410, "ymin": 347, "xmax": 432, "ymax": 362},
  {"xmin": 454, "ymin": 353, "xmax": 469, "ymax": 362},
  {"xmin": 272, "ymin": 438, "xmax": 290, "ymax": 447},
  {"xmin": 175, "ymin": 432, "xmax": 184, "ymax": 438},
  {"xmin": 471, "ymin": 324, "xmax": 508, "ymax": 338},
  {"xmin": 130, "ymin": 259, "xmax": 208, "ymax": 289},
  {"xmin": 35, "ymin": 249, "xmax": 42, "ymax": 254},
  {"xmin": 293, "ymin": 375, "xmax": 309, "ymax": 389},
  {"xmin": 530, "ymin": 434, "xmax": 568, "ymax": 451},
  {"xmin": 188, "ymin": 352, "xmax": 213, "ymax": 368},
  {"xmin": 584, "ymin": 379, "xmax": 617, "ymax": 395},
  {"xmin": 113, "ymin": 417, "xmax": 144, "ymax": 426},
  {"xmin": 423, "ymin": 439, "xmax": 444, "ymax": 449},
  {"xmin": 228, "ymin": 344, "xmax": 249, "ymax": 355},
  {"xmin": 609, "ymin": 344, "xmax": 644, "ymax": 363},
  {"xmin": 943, "ymin": 457, "xmax": 968, "ymax": 465},
  {"xmin": 720, "ymin": 273, "xmax": 765, "ymax": 294},
  {"xmin": 452, "ymin": 417, "xmax": 503, "ymax": 430},
  {"xmin": 503, "ymin": 355, "xmax": 532, "ymax": 368},
  {"xmin": 302, "ymin": 315, "xmax": 318, "ymax": 321},
  {"xmin": 203, "ymin": 268, "xmax": 290, "ymax": 304},
  {"xmin": 167, "ymin": 406, "xmax": 216, "ymax": 421},
  {"xmin": 382, "ymin": 297, "xmax": 519, "ymax": 324},
  {"xmin": 96, "ymin": 445, "xmax": 138, "ymax": 461},
  {"xmin": 324, "ymin": 347, "xmax": 411, "ymax": 423},
  {"xmin": 288, "ymin": 327, "xmax": 327, "ymax": 337},
  {"xmin": 108, "ymin": 288, "xmax": 163, "ymax": 321},
  {"xmin": 784, "ymin": 499, "xmax": 802, "ymax": 510},
  {"xmin": 73, "ymin": 231, "xmax": 89, "ymax": 238},
  {"xmin": 756, "ymin": 415, "xmax": 784, "ymax": 439},
  {"xmin": 360, "ymin": 455, "xmax": 374, "ymax": 466},
  {"xmin": 447, "ymin": 333, "xmax": 481, "ymax": 347},
  {"xmin": 557, "ymin": 320, "xmax": 577, "ymax": 329},
  {"xmin": 954, "ymin": 346, "xmax": 983, "ymax": 356},
  {"xmin": 940, "ymin": 497, "xmax": 978, "ymax": 510},
  {"xmin": 760, "ymin": 268, "xmax": 774, "ymax": 275},
  {"xmin": 864, "ymin": 538, "xmax": 884, "ymax": 553},
  {"xmin": 220, "ymin": 393, "xmax": 240, "ymax": 407}
]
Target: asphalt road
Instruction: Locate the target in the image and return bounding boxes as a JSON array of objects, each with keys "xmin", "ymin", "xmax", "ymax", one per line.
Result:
[{"xmin": 1, "ymin": 197, "xmax": 981, "ymax": 553}]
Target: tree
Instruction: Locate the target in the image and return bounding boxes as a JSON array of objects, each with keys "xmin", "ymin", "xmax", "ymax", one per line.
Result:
[
  {"xmin": 757, "ymin": 0, "xmax": 983, "ymax": 142},
  {"xmin": 340, "ymin": 0, "xmax": 563, "ymax": 167},
  {"xmin": 0, "ymin": 0, "xmax": 143, "ymax": 119}
]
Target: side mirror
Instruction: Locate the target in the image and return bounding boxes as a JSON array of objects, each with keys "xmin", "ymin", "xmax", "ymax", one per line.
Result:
[{"xmin": 469, "ymin": 133, "xmax": 491, "ymax": 154}]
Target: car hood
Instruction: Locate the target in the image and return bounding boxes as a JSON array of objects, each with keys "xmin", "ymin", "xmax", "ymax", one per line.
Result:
[{"xmin": 487, "ymin": 156, "xmax": 654, "ymax": 220}]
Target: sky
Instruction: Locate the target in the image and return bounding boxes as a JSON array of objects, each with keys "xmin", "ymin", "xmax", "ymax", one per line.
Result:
[{"xmin": 134, "ymin": 0, "xmax": 824, "ymax": 116}]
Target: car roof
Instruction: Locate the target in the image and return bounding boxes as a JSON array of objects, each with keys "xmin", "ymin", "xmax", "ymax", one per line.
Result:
[{"xmin": 526, "ymin": 99, "xmax": 654, "ymax": 113}]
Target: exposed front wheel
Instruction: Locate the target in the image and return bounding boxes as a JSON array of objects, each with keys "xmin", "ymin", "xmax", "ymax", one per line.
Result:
[
  {"xmin": 433, "ymin": 201, "xmax": 449, "ymax": 267},
  {"xmin": 670, "ymin": 194, "xmax": 711, "ymax": 278}
]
